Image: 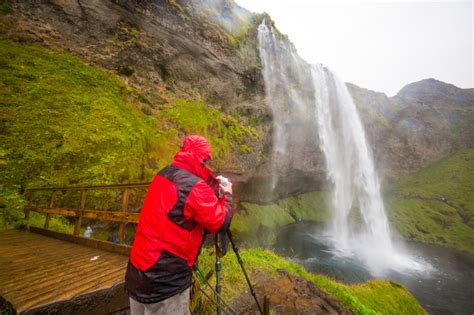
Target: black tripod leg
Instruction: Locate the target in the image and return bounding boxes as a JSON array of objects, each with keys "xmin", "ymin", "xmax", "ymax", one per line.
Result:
[
  {"xmin": 215, "ymin": 237, "xmax": 222, "ymax": 315},
  {"xmin": 227, "ymin": 230, "xmax": 264, "ymax": 315}
]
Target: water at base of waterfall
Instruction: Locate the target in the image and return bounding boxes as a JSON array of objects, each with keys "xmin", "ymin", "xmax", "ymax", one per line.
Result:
[
  {"xmin": 276, "ymin": 223, "xmax": 474, "ymax": 315},
  {"xmin": 311, "ymin": 63, "xmax": 433, "ymax": 276}
]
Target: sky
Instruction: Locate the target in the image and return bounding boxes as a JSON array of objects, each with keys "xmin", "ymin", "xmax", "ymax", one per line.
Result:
[{"xmin": 234, "ymin": 0, "xmax": 473, "ymax": 96}]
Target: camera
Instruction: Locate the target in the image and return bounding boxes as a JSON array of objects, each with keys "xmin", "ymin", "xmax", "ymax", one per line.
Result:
[{"xmin": 216, "ymin": 175, "xmax": 230, "ymax": 187}]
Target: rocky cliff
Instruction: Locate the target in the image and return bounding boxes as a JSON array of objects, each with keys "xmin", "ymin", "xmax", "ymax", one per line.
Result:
[
  {"xmin": 348, "ymin": 79, "xmax": 473, "ymax": 182},
  {"xmin": 0, "ymin": 0, "xmax": 271, "ymax": 193},
  {"xmin": 1, "ymin": 0, "xmax": 472, "ymax": 203}
]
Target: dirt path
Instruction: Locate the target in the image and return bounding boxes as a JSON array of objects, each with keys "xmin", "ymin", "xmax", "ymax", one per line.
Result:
[{"xmin": 231, "ymin": 270, "xmax": 353, "ymax": 314}]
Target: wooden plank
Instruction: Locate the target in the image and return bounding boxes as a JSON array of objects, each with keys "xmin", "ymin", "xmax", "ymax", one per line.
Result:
[
  {"xmin": 74, "ymin": 190, "xmax": 86, "ymax": 236},
  {"xmin": 33, "ymin": 208, "xmax": 140, "ymax": 223},
  {"xmin": 35, "ymin": 208, "xmax": 76, "ymax": 216},
  {"xmin": 24, "ymin": 191, "xmax": 34, "ymax": 220},
  {"xmin": 0, "ymin": 241, "xmax": 119, "ymax": 283},
  {"xmin": 44, "ymin": 190, "xmax": 56, "ymax": 229},
  {"xmin": 12, "ymin": 254, "xmax": 126, "ymax": 302},
  {"xmin": 15, "ymin": 261, "xmax": 127, "ymax": 312},
  {"xmin": 0, "ymin": 250, "xmax": 113, "ymax": 288},
  {"xmin": 118, "ymin": 189, "xmax": 130, "ymax": 244},
  {"xmin": 29, "ymin": 227, "xmax": 131, "ymax": 255},
  {"xmin": 0, "ymin": 229, "xmax": 129, "ymax": 314},
  {"xmin": 26, "ymin": 182, "xmax": 150, "ymax": 192}
]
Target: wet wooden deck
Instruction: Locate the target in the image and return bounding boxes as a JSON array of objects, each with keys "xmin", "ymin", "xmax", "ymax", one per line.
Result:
[{"xmin": 0, "ymin": 229, "xmax": 130, "ymax": 314}]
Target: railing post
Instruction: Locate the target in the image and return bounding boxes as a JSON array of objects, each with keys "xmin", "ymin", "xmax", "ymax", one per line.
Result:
[
  {"xmin": 24, "ymin": 191, "xmax": 35, "ymax": 220},
  {"xmin": 74, "ymin": 190, "xmax": 86, "ymax": 236},
  {"xmin": 118, "ymin": 189, "xmax": 129, "ymax": 244},
  {"xmin": 44, "ymin": 190, "xmax": 56, "ymax": 229}
]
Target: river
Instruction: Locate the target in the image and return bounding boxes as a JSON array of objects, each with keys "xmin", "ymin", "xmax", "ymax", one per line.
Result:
[{"xmin": 274, "ymin": 222, "xmax": 474, "ymax": 315}]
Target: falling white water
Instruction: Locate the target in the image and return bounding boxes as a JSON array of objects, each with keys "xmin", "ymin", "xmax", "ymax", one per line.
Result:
[
  {"xmin": 312, "ymin": 64, "xmax": 394, "ymax": 273},
  {"xmin": 258, "ymin": 21, "xmax": 430, "ymax": 275},
  {"xmin": 257, "ymin": 20, "xmax": 314, "ymax": 191}
]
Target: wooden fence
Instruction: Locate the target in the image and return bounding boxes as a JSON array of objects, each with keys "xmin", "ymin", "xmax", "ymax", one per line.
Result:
[{"xmin": 24, "ymin": 183, "xmax": 151, "ymax": 246}]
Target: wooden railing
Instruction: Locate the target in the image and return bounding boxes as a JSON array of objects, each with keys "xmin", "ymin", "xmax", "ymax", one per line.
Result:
[{"xmin": 24, "ymin": 183, "xmax": 151, "ymax": 245}]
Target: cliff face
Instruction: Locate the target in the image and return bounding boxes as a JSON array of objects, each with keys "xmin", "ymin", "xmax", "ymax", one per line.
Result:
[
  {"xmin": 1, "ymin": 0, "xmax": 472, "ymax": 202},
  {"xmin": 348, "ymin": 79, "xmax": 474, "ymax": 182},
  {"xmin": 1, "ymin": 0, "xmax": 264, "ymax": 108},
  {"xmin": 0, "ymin": 0, "xmax": 272, "ymax": 188}
]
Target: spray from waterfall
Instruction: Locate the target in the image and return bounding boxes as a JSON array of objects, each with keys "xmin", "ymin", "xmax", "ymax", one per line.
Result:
[
  {"xmin": 258, "ymin": 21, "xmax": 429, "ymax": 274},
  {"xmin": 257, "ymin": 20, "xmax": 314, "ymax": 191}
]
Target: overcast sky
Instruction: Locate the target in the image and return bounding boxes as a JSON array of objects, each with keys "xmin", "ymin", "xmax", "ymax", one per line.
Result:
[{"xmin": 234, "ymin": 0, "xmax": 473, "ymax": 96}]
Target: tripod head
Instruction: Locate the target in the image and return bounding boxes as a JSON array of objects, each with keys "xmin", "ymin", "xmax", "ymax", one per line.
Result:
[{"xmin": 214, "ymin": 231, "xmax": 229, "ymax": 257}]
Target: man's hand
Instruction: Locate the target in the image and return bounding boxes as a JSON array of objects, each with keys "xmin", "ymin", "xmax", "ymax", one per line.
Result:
[{"xmin": 220, "ymin": 182, "xmax": 232, "ymax": 195}]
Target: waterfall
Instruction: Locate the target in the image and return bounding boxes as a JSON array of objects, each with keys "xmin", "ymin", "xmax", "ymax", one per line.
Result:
[
  {"xmin": 258, "ymin": 21, "xmax": 428, "ymax": 274},
  {"xmin": 311, "ymin": 64, "xmax": 395, "ymax": 272},
  {"xmin": 257, "ymin": 20, "xmax": 315, "ymax": 191}
]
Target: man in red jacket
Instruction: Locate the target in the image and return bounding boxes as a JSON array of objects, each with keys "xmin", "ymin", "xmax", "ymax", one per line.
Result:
[{"xmin": 125, "ymin": 135, "xmax": 233, "ymax": 315}]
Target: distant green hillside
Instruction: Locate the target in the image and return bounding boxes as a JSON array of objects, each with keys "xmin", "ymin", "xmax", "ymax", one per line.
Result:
[
  {"xmin": 385, "ymin": 149, "xmax": 474, "ymax": 255},
  {"xmin": 0, "ymin": 38, "xmax": 256, "ymax": 229}
]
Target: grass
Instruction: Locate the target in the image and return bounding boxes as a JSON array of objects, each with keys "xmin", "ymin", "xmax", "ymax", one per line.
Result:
[
  {"xmin": 384, "ymin": 149, "xmax": 474, "ymax": 255},
  {"xmin": 195, "ymin": 248, "xmax": 425, "ymax": 315}
]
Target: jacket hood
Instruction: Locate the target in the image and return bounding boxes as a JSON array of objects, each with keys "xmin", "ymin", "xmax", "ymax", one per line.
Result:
[{"xmin": 172, "ymin": 135, "xmax": 218, "ymax": 186}]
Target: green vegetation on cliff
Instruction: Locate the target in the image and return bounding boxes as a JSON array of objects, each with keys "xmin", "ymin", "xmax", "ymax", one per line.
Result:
[
  {"xmin": 159, "ymin": 99, "xmax": 258, "ymax": 169},
  {"xmin": 385, "ymin": 149, "xmax": 474, "ymax": 255},
  {"xmin": 0, "ymin": 37, "xmax": 163, "ymax": 228},
  {"xmin": 0, "ymin": 38, "xmax": 257, "ymax": 229},
  {"xmin": 196, "ymin": 248, "xmax": 425, "ymax": 315},
  {"xmin": 231, "ymin": 192, "xmax": 330, "ymax": 243}
]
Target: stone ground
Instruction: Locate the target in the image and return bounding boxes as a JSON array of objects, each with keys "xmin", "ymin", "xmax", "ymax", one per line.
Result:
[{"xmin": 231, "ymin": 270, "xmax": 353, "ymax": 315}]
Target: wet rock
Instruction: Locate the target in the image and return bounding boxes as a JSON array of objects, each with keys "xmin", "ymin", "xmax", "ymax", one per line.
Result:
[{"xmin": 232, "ymin": 270, "xmax": 353, "ymax": 314}]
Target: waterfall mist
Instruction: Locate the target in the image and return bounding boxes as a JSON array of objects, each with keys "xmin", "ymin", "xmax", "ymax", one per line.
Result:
[
  {"xmin": 257, "ymin": 20, "xmax": 318, "ymax": 192},
  {"xmin": 258, "ymin": 21, "xmax": 430, "ymax": 275}
]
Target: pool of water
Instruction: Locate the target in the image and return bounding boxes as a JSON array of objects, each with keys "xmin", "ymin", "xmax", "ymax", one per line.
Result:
[{"xmin": 274, "ymin": 222, "xmax": 474, "ymax": 315}]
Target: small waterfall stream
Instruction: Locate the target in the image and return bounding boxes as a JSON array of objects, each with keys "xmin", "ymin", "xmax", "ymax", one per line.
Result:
[
  {"xmin": 258, "ymin": 21, "xmax": 428, "ymax": 275},
  {"xmin": 257, "ymin": 20, "xmax": 315, "ymax": 191}
]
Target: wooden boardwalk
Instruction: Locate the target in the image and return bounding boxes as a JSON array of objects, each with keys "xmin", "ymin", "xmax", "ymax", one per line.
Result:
[{"xmin": 0, "ymin": 229, "xmax": 130, "ymax": 314}]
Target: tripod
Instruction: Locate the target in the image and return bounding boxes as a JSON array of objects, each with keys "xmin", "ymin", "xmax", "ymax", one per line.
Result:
[{"xmin": 213, "ymin": 230, "xmax": 265, "ymax": 315}]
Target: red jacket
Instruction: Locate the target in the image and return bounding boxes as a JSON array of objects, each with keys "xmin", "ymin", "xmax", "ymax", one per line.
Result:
[{"xmin": 125, "ymin": 136, "xmax": 233, "ymax": 303}]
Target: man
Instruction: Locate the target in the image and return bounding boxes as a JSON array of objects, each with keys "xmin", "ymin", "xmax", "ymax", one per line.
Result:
[{"xmin": 125, "ymin": 135, "xmax": 233, "ymax": 315}]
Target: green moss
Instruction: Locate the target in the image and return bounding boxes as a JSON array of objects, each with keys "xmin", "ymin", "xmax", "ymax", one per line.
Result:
[
  {"xmin": 0, "ymin": 38, "xmax": 171, "ymax": 186},
  {"xmin": 159, "ymin": 99, "xmax": 258, "ymax": 166},
  {"xmin": 278, "ymin": 191, "xmax": 330, "ymax": 222},
  {"xmin": 195, "ymin": 248, "xmax": 425, "ymax": 315},
  {"xmin": 0, "ymin": 38, "xmax": 174, "ymax": 229},
  {"xmin": 231, "ymin": 202, "xmax": 293, "ymax": 243},
  {"xmin": 232, "ymin": 192, "xmax": 330, "ymax": 242},
  {"xmin": 0, "ymin": 186, "xmax": 26, "ymax": 229},
  {"xmin": 0, "ymin": 1, "xmax": 13, "ymax": 15},
  {"xmin": 0, "ymin": 38, "xmax": 260, "ymax": 231},
  {"xmin": 24, "ymin": 212, "xmax": 75, "ymax": 234},
  {"xmin": 385, "ymin": 149, "xmax": 474, "ymax": 255},
  {"xmin": 238, "ymin": 144, "xmax": 251, "ymax": 154},
  {"xmin": 167, "ymin": 0, "xmax": 187, "ymax": 20}
]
